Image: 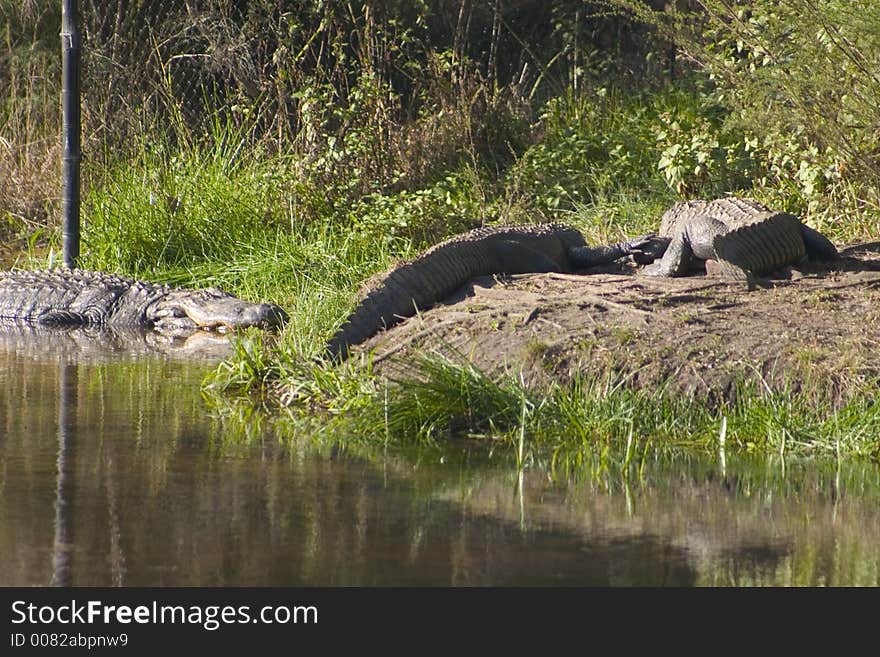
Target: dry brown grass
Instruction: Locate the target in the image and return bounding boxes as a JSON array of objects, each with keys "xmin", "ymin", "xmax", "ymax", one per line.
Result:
[{"xmin": 0, "ymin": 45, "xmax": 61, "ymax": 254}]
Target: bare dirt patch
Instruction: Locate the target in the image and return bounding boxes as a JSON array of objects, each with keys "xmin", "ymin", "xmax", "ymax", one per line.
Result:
[{"xmin": 357, "ymin": 244, "xmax": 880, "ymax": 403}]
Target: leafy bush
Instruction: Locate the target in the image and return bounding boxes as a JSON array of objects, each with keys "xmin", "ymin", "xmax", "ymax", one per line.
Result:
[
  {"xmin": 652, "ymin": 87, "xmax": 757, "ymax": 195},
  {"xmin": 347, "ymin": 170, "xmax": 484, "ymax": 246},
  {"xmin": 506, "ymin": 85, "xmax": 760, "ymax": 214},
  {"xmin": 507, "ymin": 89, "xmax": 661, "ymax": 213},
  {"xmin": 610, "ymin": 0, "xmax": 880, "ymax": 232}
]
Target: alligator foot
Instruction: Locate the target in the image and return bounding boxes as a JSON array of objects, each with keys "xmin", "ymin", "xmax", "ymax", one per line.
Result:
[
  {"xmin": 629, "ymin": 235, "xmax": 671, "ymax": 264},
  {"xmin": 640, "ymin": 262, "xmax": 673, "ymax": 277}
]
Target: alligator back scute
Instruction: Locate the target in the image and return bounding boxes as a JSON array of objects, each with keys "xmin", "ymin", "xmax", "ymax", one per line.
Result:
[
  {"xmin": 0, "ymin": 268, "xmax": 286, "ymax": 333},
  {"xmin": 0, "ymin": 269, "xmax": 133, "ymax": 324},
  {"xmin": 712, "ymin": 211, "xmax": 806, "ymax": 277},
  {"xmin": 659, "ymin": 197, "xmax": 771, "ymax": 237},
  {"xmin": 659, "ymin": 200, "xmax": 706, "ymax": 237},
  {"xmin": 706, "ymin": 197, "xmax": 771, "ymax": 225},
  {"xmin": 0, "ymin": 268, "xmax": 167, "ymax": 325}
]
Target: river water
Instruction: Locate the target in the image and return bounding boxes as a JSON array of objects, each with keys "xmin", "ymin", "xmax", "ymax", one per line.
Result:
[{"xmin": 1, "ymin": 327, "xmax": 878, "ymax": 586}]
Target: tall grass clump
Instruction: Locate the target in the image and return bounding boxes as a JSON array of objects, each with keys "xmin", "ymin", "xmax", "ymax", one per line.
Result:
[
  {"xmin": 223, "ymin": 351, "xmax": 880, "ymax": 460},
  {"xmin": 0, "ymin": 1, "xmax": 61, "ymax": 243},
  {"xmin": 82, "ymin": 123, "xmax": 288, "ymax": 277}
]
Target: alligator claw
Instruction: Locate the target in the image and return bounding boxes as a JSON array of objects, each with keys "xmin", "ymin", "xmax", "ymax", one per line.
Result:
[
  {"xmin": 640, "ymin": 263, "xmax": 666, "ymax": 276},
  {"xmin": 625, "ymin": 234, "xmax": 671, "ymax": 264}
]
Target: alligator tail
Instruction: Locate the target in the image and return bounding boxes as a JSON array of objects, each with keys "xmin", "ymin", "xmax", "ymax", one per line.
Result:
[{"xmin": 324, "ymin": 239, "xmax": 488, "ymax": 361}]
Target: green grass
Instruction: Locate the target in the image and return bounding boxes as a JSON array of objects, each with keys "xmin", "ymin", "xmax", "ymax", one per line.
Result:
[{"xmin": 203, "ymin": 342, "xmax": 880, "ymax": 461}]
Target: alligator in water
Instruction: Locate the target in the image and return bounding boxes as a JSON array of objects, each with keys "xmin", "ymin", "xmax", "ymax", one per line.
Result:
[
  {"xmin": 325, "ymin": 223, "xmax": 663, "ymax": 360},
  {"xmin": 0, "ymin": 268, "xmax": 287, "ymax": 334},
  {"xmin": 643, "ymin": 197, "xmax": 838, "ymax": 281}
]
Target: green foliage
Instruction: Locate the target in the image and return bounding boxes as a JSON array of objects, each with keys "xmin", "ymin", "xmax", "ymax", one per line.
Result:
[
  {"xmin": 694, "ymin": 0, "xmax": 880, "ymax": 223},
  {"xmin": 0, "ymin": 1, "xmax": 61, "ymax": 234},
  {"xmin": 283, "ymin": 72, "xmax": 401, "ymax": 217},
  {"xmin": 506, "ymin": 85, "xmax": 762, "ymax": 215},
  {"xmin": 652, "ymin": 88, "xmax": 757, "ymax": 195},
  {"xmin": 10, "ymin": 0, "xmax": 880, "ymax": 245},
  {"xmin": 347, "ymin": 170, "xmax": 484, "ymax": 245},
  {"xmin": 508, "ymin": 88, "xmax": 662, "ymax": 212},
  {"xmin": 609, "ymin": 0, "xmax": 880, "ymax": 231}
]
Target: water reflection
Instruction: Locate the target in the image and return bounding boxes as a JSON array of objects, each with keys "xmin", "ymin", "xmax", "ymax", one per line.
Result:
[
  {"xmin": 0, "ymin": 327, "xmax": 878, "ymax": 586},
  {"xmin": 0, "ymin": 324, "xmax": 235, "ymax": 363},
  {"xmin": 50, "ymin": 363, "xmax": 76, "ymax": 587}
]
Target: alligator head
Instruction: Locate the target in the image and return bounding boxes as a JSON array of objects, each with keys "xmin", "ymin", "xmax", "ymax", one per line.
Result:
[{"xmin": 147, "ymin": 287, "xmax": 288, "ymax": 334}]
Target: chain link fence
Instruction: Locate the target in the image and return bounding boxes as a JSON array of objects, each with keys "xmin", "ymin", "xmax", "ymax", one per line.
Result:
[
  {"xmin": 77, "ymin": 1, "xmax": 675, "ymax": 147},
  {"xmin": 80, "ymin": 1, "xmax": 280, "ymax": 146}
]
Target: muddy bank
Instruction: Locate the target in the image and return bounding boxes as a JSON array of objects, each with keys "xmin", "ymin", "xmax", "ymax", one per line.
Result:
[{"xmin": 356, "ymin": 244, "xmax": 880, "ymax": 403}]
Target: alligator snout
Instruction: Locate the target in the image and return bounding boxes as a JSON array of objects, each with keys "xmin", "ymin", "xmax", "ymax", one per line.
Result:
[
  {"xmin": 184, "ymin": 300, "xmax": 289, "ymax": 331},
  {"xmin": 232, "ymin": 302, "xmax": 289, "ymax": 329},
  {"xmin": 152, "ymin": 288, "xmax": 289, "ymax": 333}
]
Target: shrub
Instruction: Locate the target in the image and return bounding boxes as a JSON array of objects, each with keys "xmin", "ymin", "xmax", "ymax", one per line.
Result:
[{"xmin": 609, "ymin": 0, "xmax": 880, "ymax": 233}]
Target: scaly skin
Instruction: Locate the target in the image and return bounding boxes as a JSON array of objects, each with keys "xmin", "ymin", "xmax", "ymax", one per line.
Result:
[
  {"xmin": 326, "ymin": 224, "xmax": 662, "ymax": 360},
  {"xmin": 643, "ymin": 197, "xmax": 838, "ymax": 280},
  {"xmin": 0, "ymin": 268, "xmax": 287, "ymax": 334}
]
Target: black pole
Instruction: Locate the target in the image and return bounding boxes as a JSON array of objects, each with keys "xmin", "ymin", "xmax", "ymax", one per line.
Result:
[{"xmin": 61, "ymin": 0, "xmax": 81, "ymax": 268}]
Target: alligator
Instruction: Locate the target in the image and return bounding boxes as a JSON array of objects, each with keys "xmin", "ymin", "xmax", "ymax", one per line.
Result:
[
  {"xmin": 0, "ymin": 268, "xmax": 288, "ymax": 334},
  {"xmin": 325, "ymin": 223, "xmax": 663, "ymax": 360},
  {"xmin": 642, "ymin": 197, "xmax": 838, "ymax": 281}
]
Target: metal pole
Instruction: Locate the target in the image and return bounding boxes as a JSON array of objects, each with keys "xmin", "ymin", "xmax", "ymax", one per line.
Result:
[{"xmin": 61, "ymin": 0, "xmax": 81, "ymax": 268}]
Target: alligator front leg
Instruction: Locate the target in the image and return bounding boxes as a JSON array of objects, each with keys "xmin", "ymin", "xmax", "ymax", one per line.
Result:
[
  {"xmin": 642, "ymin": 217, "xmax": 728, "ymax": 277},
  {"xmin": 567, "ymin": 233, "xmax": 668, "ymax": 268}
]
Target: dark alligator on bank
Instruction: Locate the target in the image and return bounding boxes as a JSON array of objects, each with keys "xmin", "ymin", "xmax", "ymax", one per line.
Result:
[
  {"xmin": 326, "ymin": 223, "xmax": 664, "ymax": 360},
  {"xmin": 0, "ymin": 268, "xmax": 287, "ymax": 334},
  {"xmin": 643, "ymin": 197, "xmax": 839, "ymax": 282}
]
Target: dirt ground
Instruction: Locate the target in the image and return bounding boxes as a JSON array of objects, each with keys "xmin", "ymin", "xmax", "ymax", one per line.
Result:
[{"xmin": 357, "ymin": 243, "xmax": 880, "ymax": 403}]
